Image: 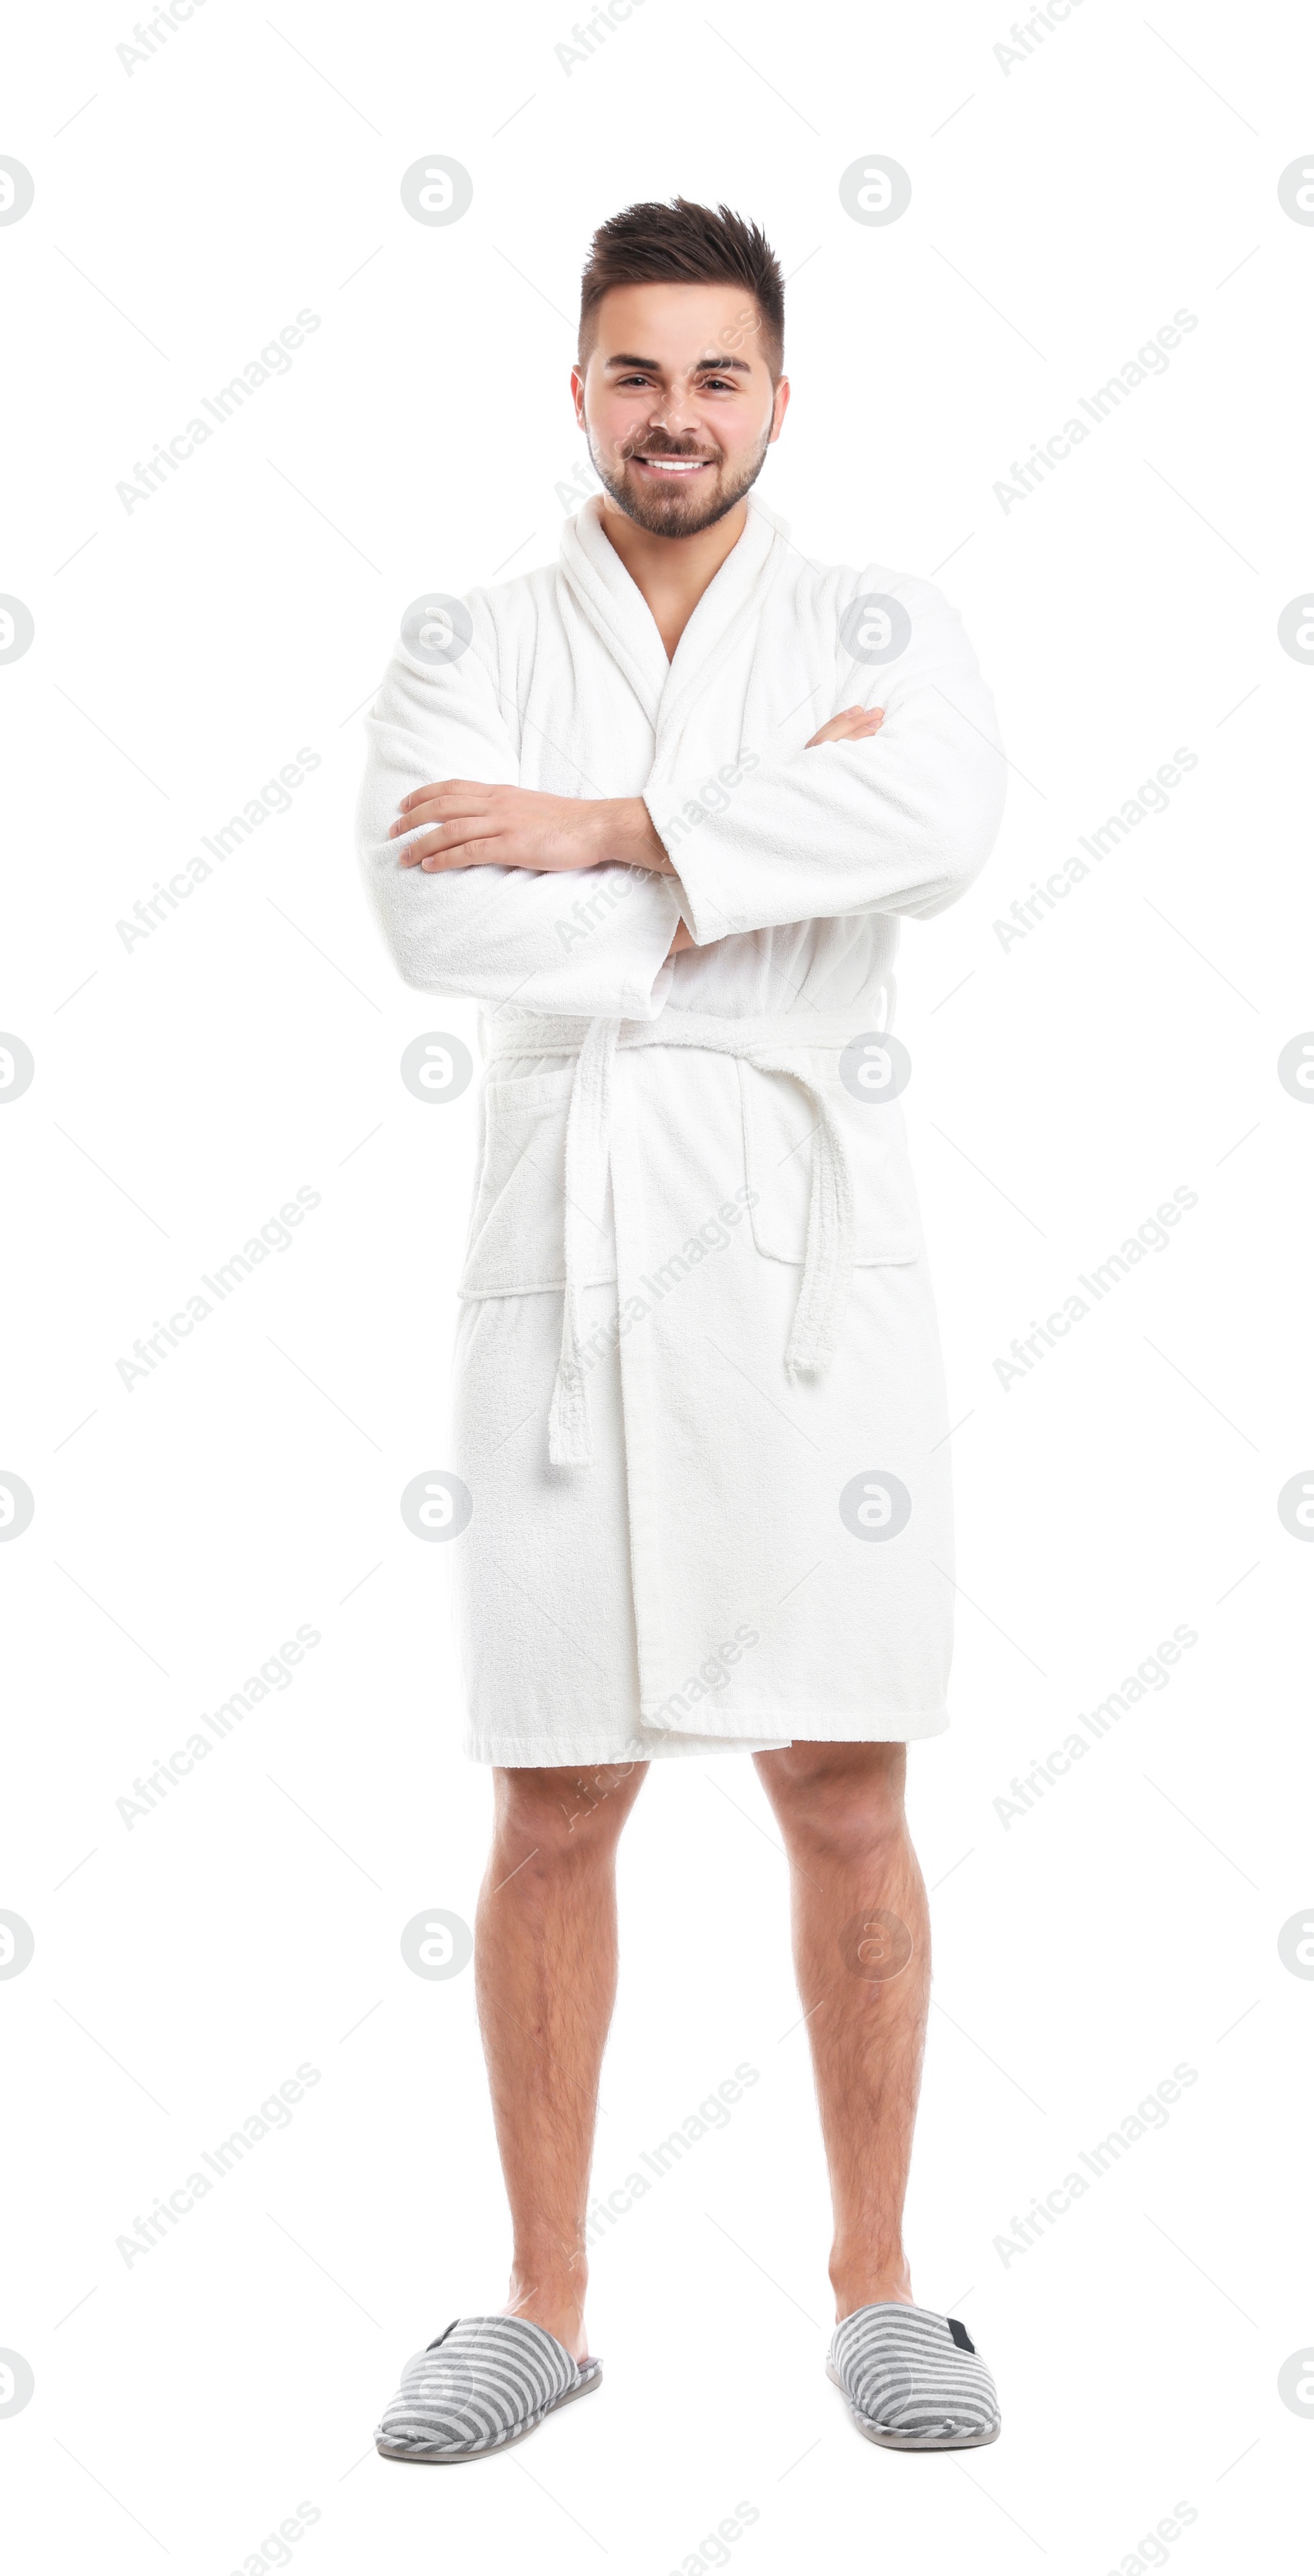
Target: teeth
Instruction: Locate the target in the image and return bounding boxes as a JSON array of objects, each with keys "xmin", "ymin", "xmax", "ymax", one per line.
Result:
[{"xmin": 640, "ymin": 458, "xmax": 707, "ymax": 472}]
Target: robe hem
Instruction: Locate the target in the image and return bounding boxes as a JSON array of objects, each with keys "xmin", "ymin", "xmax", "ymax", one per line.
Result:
[{"xmin": 464, "ymin": 1710, "xmax": 952, "ymax": 1766}]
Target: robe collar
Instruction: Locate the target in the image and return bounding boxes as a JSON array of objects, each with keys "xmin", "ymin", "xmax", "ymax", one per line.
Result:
[{"xmin": 558, "ymin": 488, "xmax": 788, "ymax": 741}]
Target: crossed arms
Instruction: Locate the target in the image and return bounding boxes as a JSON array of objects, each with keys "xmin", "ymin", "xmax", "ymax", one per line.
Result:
[
  {"xmin": 388, "ymin": 704, "xmax": 885, "ymax": 957},
  {"xmin": 356, "ymin": 578, "xmax": 1003, "ymax": 1011}
]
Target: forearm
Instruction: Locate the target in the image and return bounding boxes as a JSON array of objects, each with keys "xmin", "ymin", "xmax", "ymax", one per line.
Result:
[
  {"xmin": 358, "ymin": 705, "xmax": 685, "ymax": 1010},
  {"xmin": 361, "ymin": 838, "xmax": 684, "ymax": 1011},
  {"xmin": 393, "ymin": 782, "xmax": 678, "ymax": 879},
  {"xmin": 596, "ymin": 796, "xmax": 676, "ymax": 874},
  {"xmin": 650, "ymin": 697, "xmax": 1004, "ymax": 939}
]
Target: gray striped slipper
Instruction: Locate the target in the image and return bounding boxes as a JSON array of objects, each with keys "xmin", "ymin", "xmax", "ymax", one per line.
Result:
[
  {"xmin": 374, "ymin": 2315, "xmax": 602, "ymax": 2464},
  {"xmin": 828, "ymin": 2303, "xmax": 1000, "ymax": 2450}
]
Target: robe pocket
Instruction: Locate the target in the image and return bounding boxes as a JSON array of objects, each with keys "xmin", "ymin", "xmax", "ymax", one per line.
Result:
[
  {"xmin": 457, "ymin": 1065, "xmax": 618, "ymax": 1297},
  {"xmin": 738, "ymin": 1061, "xmax": 922, "ymax": 1267}
]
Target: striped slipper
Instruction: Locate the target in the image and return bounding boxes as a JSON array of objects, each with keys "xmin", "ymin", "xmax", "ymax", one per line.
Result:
[
  {"xmin": 828, "ymin": 2303, "xmax": 1000, "ymax": 2450},
  {"xmin": 374, "ymin": 2314, "xmax": 602, "ymax": 2464}
]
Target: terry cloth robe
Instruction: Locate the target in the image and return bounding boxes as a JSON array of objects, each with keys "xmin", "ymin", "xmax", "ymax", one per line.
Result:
[{"xmin": 357, "ymin": 492, "xmax": 1005, "ymax": 1766}]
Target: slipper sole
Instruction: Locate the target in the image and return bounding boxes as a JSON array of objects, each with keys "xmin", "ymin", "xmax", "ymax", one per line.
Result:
[{"xmin": 825, "ymin": 2358, "xmax": 999, "ymax": 2451}]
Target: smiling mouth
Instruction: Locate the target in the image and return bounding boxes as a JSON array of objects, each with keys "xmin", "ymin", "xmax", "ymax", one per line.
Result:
[{"xmin": 632, "ymin": 454, "xmax": 715, "ymax": 475}]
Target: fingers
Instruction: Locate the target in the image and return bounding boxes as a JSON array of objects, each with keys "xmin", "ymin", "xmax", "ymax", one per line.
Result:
[
  {"xmin": 391, "ymin": 783, "xmax": 496, "ymax": 836},
  {"xmin": 397, "ymin": 780, "xmax": 495, "ymax": 810},
  {"xmin": 397, "ymin": 827, "xmax": 443, "ymax": 868},
  {"xmin": 805, "ymin": 705, "xmax": 886, "ymax": 748},
  {"xmin": 399, "ymin": 813, "xmax": 506, "ymax": 867},
  {"xmin": 418, "ymin": 840, "xmax": 502, "ymax": 872}
]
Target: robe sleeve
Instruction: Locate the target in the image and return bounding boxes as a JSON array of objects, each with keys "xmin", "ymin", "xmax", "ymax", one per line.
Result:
[
  {"xmin": 646, "ymin": 575, "xmax": 1007, "ymax": 944},
  {"xmin": 356, "ymin": 623, "xmax": 683, "ymax": 1016}
]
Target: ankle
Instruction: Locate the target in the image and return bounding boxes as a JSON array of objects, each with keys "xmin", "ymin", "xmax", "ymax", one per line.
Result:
[
  {"xmin": 830, "ymin": 2252, "xmax": 914, "ymax": 2318},
  {"xmin": 505, "ymin": 2264, "xmax": 590, "ymax": 2358}
]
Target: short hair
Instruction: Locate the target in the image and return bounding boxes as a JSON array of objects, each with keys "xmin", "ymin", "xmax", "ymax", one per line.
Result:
[{"xmin": 578, "ymin": 197, "xmax": 784, "ymax": 380}]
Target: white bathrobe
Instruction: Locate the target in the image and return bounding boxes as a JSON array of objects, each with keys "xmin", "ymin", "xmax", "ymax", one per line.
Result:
[{"xmin": 357, "ymin": 493, "xmax": 1005, "ymax": 1766}]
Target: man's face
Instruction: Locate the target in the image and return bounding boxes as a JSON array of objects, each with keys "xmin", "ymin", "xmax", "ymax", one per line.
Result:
[{"xmin": 572, "ymin": 282, "xmax": 788, "ymax": 538}]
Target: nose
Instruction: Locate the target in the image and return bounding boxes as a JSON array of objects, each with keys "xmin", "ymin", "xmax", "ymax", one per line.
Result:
[{"xmin": 645, "ymin": 388, "xmax": 709, "ymax": 442}]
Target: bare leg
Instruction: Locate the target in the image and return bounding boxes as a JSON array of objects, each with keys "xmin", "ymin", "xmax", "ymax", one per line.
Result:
[
  {"xmin": 754, "ymin": 1740, "xmax": 930, "ymax": 2320},
  {"xmin": 474, "ymin": 1760, "xmax": 646, "ymax": 2360}
]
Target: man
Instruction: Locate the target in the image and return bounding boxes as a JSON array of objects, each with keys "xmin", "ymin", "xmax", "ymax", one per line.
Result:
[{"xmin": 357, "ymin": 198, "xmax": 1006, "ymax": 2460}]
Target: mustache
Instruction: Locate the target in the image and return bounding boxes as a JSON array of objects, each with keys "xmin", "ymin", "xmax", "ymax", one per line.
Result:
[{"xmin": 627, "ymin": 441, "xmax": 720, "ymax": 462}]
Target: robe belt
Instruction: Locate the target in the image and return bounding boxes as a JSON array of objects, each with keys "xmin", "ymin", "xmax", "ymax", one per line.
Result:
[{"xmin": 482, "ymin": 1009, "xmax": 871, "ymax": 1468}]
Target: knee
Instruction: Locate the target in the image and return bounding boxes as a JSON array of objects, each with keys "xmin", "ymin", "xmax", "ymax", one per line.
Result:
[
  {"xmin": 493, "ymin": 1761, "xmax": 643, "ymax": 1867},
  {"xmin": 762, "ymin": 1744, "xmax": 907, "ymax": 1868}
]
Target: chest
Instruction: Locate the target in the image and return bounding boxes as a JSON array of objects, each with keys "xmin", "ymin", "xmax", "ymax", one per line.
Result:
[{"xmin": 503, "ymin": 578, "xmax": 839, "ymax": 797}]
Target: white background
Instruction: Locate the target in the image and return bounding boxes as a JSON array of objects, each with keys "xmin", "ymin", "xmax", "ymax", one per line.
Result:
[{"xmin": 2, "ymin": 1, "xmax": 1312, "ymax": 2569}]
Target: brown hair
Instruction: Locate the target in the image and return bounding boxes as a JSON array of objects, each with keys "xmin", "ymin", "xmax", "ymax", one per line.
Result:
[{"xmin": 578, "ymin": 197, "xmax": 784, "ymax": 379}]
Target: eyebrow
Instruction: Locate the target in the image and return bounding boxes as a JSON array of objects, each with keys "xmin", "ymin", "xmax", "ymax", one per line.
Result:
[{"xmin": 602, "ymin": 351, "xmax": 753, "ymax": 375}]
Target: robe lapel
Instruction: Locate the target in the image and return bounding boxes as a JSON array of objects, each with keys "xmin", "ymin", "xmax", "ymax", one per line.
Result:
[
  {"xmin": 655, "ymin": 494, "xmax": 786, "ymax": 750},
  {"xmin": 557, "ymin": 493, "xmax": 788, "ymax": 750},
  {"xmin": 558, "ymin": 498, "xmax": 669, "ymax": 728}
]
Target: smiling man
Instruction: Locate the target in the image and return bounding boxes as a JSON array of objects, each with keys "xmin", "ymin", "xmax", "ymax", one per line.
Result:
[{"xmin": 358, "ymin": 197, "xmax": 1007, "ymax": 2463}]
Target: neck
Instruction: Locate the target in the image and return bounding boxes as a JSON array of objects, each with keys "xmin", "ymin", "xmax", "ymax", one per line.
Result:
[{"xmin": 595, "ymin": 497, "xmax": 749, "ymax": 660}]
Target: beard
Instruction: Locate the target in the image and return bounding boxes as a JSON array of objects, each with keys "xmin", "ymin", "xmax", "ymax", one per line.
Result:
[{"xmin": 586, "ymin": 421, "xmax": 773, "ymax": 537}]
